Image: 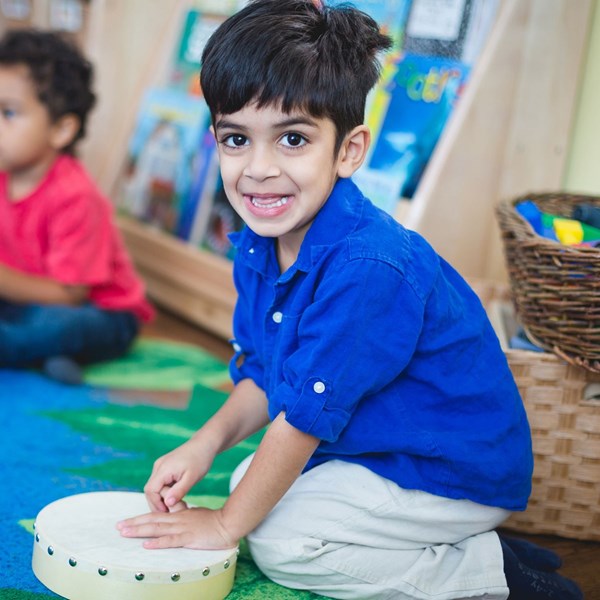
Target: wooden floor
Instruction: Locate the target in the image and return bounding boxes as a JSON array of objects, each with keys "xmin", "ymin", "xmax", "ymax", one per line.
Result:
[{"xmin": 141, "ymin": 308, "xmax": 600, "ymax": 599}]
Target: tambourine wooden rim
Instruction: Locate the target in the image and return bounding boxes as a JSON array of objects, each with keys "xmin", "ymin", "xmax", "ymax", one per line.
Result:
[{"xmin": 32, "ymin": 491, "xmax": 238, "ymax": 600}]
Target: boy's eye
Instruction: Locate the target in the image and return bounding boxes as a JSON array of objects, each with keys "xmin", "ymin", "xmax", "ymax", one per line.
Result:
[
  {"xmin": 223, "ymin": 134, "xmax": 248, "ymax": 147},
  {"xmin": 281, "ymin": 132, "xmax": 306, "ymax": 148},
  {"xmin": 1, "ymin": 108, "xmax": 16, "ymax": 119}
]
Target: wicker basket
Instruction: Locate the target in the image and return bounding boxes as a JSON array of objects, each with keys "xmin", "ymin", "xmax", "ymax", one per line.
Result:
[
  {"xmin": 495, "ymin": 193, "xmax": 600, "ymax": 373},
  {"xmin": 488, "ymin": 300, "xmax": 600, "ymax": 541}
]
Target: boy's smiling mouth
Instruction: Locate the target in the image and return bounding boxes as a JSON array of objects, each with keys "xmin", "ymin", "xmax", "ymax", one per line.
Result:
[
  {"xmin": 250, "ymin": 196, "xmax": 289, "ymax": 208},
  {"xmin": 244, "ymin": 194, "xmax": 291, "ymax": 212}
]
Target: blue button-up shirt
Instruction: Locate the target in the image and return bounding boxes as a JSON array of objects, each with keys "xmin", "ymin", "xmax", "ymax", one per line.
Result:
[{"xmin": 229, "ymin": 178, "xmax": 532, "ymax": 511}]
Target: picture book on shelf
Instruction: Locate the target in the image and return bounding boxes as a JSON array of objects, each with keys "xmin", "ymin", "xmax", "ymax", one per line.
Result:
[
  {"xmin": 184, "ymin": 129, "xmax": 221, "ymax": 244},
  {"xmin": 199, "ymin": 175, "xmax": 244, "ymax": 261},
  {"xmin": 402, "ymin": 0, "xmax": 498, "ymax": 64},
  {"xmin": 175, "ymin": 128, "xmax": 218, "ymax": 241},
  {"xmin": 352, "ymin": 0, "xmax": 497, "ymax": 209},
  {"xmin": 365, "ymin": 53, "xmax": 470, "ymax": 199},
  {"xmin": 189, "ymin": 0, "xmax": 243, "ymax": 16},
  {"xmin": 179, "ymin": 130, "xmax": 243, "ymax": 260},
  {"xmin": 168, "ymin": 9, "xmax": 224, "ymax": 96},
  {"xmin": 119, "ymin": 87, "xmax": 210, "ymax": 236}
]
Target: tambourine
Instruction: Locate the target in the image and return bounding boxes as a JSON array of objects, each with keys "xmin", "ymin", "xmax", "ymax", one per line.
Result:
[{"xmin": 32, "ymin": 491, "xmax": 238, "ymax": 600}]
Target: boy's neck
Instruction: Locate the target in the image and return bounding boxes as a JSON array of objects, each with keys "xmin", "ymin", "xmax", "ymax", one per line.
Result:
[
  {"xmin": 6, "ymin": 152, "xmax": 61, "ymax": 201},
  {"xmin": 276, "ymin": 240, "xmax": 298, "ymax": 273}
]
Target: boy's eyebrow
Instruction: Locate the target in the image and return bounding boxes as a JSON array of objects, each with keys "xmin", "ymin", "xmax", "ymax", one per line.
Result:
[{"xmin": 215, "ymin": 115, "xmax": 319, "ymax": 131}]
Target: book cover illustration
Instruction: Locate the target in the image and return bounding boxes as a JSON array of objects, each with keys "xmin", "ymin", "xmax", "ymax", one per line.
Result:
[
  {"xmin": 199, "ymin": 175, "xmax": 244, "ymax": 261},
  {"xmin": 182, "ymin": 129, "xmax": 221, "ymax": 244},
  {"xmin": 168, "ymin": 9, "xmax": 225, "ymax": 96},
  {"xmin": 403, "ymin": 0, "xmax": 498, "ymax": 64},
  {"xmin": 365, "ymin": 53, "xmax": 470, "ymax": 199},
  {"xmin": 191, "ymin": 0, "xmax": 243, "ymax": 16},
  {"xmin": 119, "ymin": 87, "xmax": 210, "ymax": 236},
  {"xmin": 350, "ymin": 0, "xmax": 497, "ymax": 210}
]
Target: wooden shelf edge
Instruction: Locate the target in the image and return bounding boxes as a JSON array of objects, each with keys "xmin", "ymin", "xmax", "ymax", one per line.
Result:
[{"xmin": 118, "ymin": 215, "xmax": 236, "ymax": 340}]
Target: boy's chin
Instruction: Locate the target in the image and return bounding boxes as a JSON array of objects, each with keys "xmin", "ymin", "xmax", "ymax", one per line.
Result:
[{"xmin": 246, "ymin": 223, "xmax": 283, "ymax": 239}]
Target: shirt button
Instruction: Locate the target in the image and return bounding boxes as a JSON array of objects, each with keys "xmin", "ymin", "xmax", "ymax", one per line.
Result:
[
  {"xmin": 232, "ymin": 342, "xmax": 242, "ymax": 353},
  {"xmin": 313, "ymin": 381, "xmax": 326, "ymax": 394},
  {"xmin": 249, "ymin": 248, "xmax": 255, "ymax": 254},
  {"xmin": 272, "ymin": 311, "xmax": 283, "ymax": 324}
]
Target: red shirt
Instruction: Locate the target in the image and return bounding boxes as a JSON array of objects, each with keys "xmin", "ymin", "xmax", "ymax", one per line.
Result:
[{"xmin": 0, "ymin": 155, "xmax": 155, "ymax": 322}]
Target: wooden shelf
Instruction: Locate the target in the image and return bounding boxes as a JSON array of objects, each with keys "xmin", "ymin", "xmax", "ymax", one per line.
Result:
[{"xmin": 118, "ymin": 216, "xmax": 235, "ymax": 340}]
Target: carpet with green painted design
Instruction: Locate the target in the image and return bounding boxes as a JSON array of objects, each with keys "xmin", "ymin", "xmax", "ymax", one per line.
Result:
[{"xmin": 0, "ymin": 340, "xmax": 319, "ymax": 599}]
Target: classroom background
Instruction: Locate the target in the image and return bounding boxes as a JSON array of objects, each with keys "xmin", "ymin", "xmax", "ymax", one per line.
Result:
[{"xmin": 1, "ymin": 1, "xmax": 599, "ymax": 599}]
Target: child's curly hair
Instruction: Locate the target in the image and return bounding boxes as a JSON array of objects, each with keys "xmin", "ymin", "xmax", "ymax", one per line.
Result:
[{"xmin": 0, "ymin": 29, "xmax": 96, "ymax": 154}]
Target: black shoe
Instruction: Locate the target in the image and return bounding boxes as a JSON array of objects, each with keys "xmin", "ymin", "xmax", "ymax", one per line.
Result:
[
  {"xmin": 498, "ymin": 533, "xmax": 562, "ymax": 571},
  {"xmin": 500, "ymin": 539, "xmax": 582, "ymax": 599}
]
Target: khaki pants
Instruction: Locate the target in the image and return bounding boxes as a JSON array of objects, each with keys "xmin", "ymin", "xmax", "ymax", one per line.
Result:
[{"xmin": 231, "ymin": 456, "xmax": 510, "ymax": 600}]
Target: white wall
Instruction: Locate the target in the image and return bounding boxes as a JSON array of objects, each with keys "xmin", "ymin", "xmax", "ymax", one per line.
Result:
[{"xmin": 563, "ymin": 0, "xmax": 600, "ymax": 194}]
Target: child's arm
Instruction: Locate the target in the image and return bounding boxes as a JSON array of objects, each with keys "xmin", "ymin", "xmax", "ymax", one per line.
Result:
[
  {"xmin": 0, "ymin": 263, "xmax": 88, "ymax": 305},
  {"xmin": 119, "ymin": 411, "xmax": 319, "ymax": 550},
  {"xmin": 143, "ymin": 377, "xmax": 271, "ymax": 513},
  {"xmin": 220, "ymin": 412, "xmax": 320, "ymax": 540}
]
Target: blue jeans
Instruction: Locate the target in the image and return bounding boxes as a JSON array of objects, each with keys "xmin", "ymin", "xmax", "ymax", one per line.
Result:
[{"xmin": 0, "ymin": 301, "xmax": 139, "ymax": 367}]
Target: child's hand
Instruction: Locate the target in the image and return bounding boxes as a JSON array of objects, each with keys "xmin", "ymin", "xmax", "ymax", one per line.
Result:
[
  {"xmin": 117, "ymin": 506, "xmax": 237, "ymax": 550},
  {"xmin": 144, "ymin": 439, "xmax": 216, "ymax": 513}
]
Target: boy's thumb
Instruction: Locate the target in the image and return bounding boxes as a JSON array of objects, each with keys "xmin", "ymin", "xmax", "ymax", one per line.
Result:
[{"xmin": 163, "ymin": 482, "xmax": 190, "ymax": 510}]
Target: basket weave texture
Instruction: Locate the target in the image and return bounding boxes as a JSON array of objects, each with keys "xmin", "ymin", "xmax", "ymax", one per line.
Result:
[
  {"xmin": 501, "ymin": 349, "xmax": 600, "ymax": 541},
  {"xmin": 495, "ymin": 193, "xmax": 600, "ymax": 373}
]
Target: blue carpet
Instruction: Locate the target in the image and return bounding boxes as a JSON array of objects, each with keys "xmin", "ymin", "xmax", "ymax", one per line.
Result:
[{"xmin": 0, "ymin": 370, "xmax": 122, "ymax": 596}]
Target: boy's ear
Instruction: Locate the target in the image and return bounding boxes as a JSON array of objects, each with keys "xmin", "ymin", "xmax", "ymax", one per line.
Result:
[
  {"xmin": 50, "ymin": 114, "xmax": 80, "ymax": 151},
  {"xmin": 336, "ymin": 125, "xmax": 370, "ymax": 178}
]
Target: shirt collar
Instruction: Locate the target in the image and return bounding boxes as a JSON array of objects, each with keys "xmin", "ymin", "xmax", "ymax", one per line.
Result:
[
  {"xmin": 229, "ymin": 177, "xmax": 365, "ymax": 277},
  {"xmin": 297, "ymin": 177, "xmax": 364, "ymax": 269}
]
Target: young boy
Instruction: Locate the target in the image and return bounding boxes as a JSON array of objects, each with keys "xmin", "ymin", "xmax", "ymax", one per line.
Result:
[
  {"xmin": 119, "ymin": 2, "xmax": 581, "ymax": 598},
  {"xmin": 0, "ymin": 29, "xmax": 154, "ymax": 384}
]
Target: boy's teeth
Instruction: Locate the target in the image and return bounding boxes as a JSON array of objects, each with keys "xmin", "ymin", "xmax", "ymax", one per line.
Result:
[{"xmin": 251, "ymin": 196, "xmax": 288, "ymax": 208}]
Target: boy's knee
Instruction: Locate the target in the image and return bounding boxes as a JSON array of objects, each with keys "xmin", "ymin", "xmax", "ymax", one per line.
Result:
[{"xmin": 246, "ymin": 532, "xmax": 320, "ymax": 584}]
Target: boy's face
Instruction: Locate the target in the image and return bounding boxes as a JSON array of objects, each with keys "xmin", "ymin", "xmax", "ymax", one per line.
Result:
[
  {"xmin": 214, "ymin": 102, "xmax": 360, "ymax": 259},
  {"xmin": 0, "ymin": 64, "xmax": 59, "ymax": 178}
]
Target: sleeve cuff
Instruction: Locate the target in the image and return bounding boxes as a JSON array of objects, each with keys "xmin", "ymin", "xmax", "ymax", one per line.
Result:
[
  {"xmin": 274, "ymin": 377, "xmax": 351, "ymax": 443},
  {"xmin": 229, "ymin": 349, "xmax": 264, "ymax": 390}
]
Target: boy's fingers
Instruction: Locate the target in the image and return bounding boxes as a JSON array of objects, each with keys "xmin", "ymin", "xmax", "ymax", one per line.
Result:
[
  {"xmin": 163, "ymin": 482, "xmax": 189, "ymax": 508},
  {"xmin": 144, "ymin": 477, "xmax": 175, "ymax": 512},
  {"xmin": 168, "ymin": 499, "xmax": 189, "ymax": 512},
  {"xmin": 118, "ymin": 513, "xmax": 179, "ymax": 537},
  {"xmin": 145, "ymin": 489, "xmax": 168, "ymax": 512},
  {"xmin": 143, "ymin": 533, "xmax": 187, "ymax": 549}
]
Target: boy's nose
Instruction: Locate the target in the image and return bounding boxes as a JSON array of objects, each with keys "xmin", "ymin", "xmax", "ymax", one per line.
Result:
[{"xmin": 243, "ymin": 147, "xmax": 280, "ymax": 181}]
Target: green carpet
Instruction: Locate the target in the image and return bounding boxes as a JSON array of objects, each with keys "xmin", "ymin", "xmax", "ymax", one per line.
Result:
[{"xmin": 83, "ymin": 338, "xmax": 232, "ymax": 391}]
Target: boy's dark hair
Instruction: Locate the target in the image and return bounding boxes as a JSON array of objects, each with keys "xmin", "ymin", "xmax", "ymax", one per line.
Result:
[
  {"xmin": 200, "ymin": 0, "xmax": 392, "ymax": 153},
  {"xmin": 0, "ymin": 29, "xmax": 96, "ymax": 154}
]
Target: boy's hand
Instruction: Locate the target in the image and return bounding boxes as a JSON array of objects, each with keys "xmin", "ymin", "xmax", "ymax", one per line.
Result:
[
  {"xmin": 117, "ymin": 506, "xmax": 237, "ymax": 550},
  {"xmin": 144, "ymin": 439, "xmax": 216, "ymax": 513},
  {"xmin": 144, "ymin": 379, "xmax": 270, "ymax": 514}
]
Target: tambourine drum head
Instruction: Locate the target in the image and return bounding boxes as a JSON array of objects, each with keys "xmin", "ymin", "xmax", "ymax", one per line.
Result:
[{"xmin": 32, "ymin": 491, "xmax": 237, "ymax": 600}]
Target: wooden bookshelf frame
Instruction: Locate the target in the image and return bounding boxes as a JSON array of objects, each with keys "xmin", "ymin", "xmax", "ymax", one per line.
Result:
[
  {"xmin": 118, "ymin": 216, "xmax": 236, "ymax": 340},
  {"xmin": 79, "ymin": 0, "xmax": 592, "ymax": 340}
]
